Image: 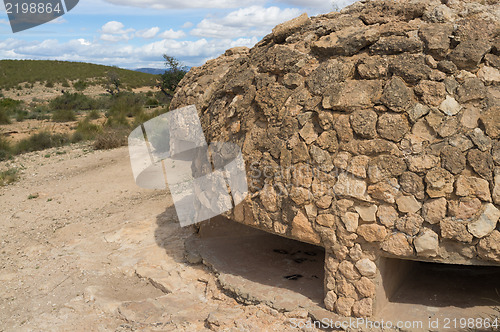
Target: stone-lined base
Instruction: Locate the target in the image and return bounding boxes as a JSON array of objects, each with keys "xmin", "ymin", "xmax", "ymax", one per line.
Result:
[{"xmin": 189, "ymin": 217, "xmax": 500, "ymax": 327}]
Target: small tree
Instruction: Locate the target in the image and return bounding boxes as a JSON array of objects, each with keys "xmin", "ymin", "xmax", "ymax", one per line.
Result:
[
  {"xmin": 157, "ymin": 55, "xmax": 187, "ymax": 97},
  {"xmin": 105, "ymin": 70, "xmax": 121, "ymax": 96}
]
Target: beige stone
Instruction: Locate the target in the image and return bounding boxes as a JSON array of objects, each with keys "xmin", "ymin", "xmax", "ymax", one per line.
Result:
[
  {"xmin": 316, "ymin": 195, "xmax": 333, "ymax": 209},
  {"xmin": 272, "ymin": 13, "xmax": 310, "ymax": 42},
  {"xmin": 334, "ymin": 173, "xmax": 372, "ymax": 202},
  {"xmin": 304, "ymin": 203, "xmax": 318, "ymax": 218},
  {"xmin": 396, "ymin": 195, "xmax": 422, "ymax": 214},
  {"xmin": 260, "ymin": 183, "xmax": 278, "ymax": 212},
  {"xmin": 317, "ymin": 214, "xmax": 336, "ymax": 228},
  {"xmin": 395, "ymin": 213, "xmax": 424, "ymax": 236},
  {"xmin": 411, "ymin": 119, "xmax": 435, "ymax": 141},
  {"xmin": 408, "ymin": 154, "xmax": 440, "ymax": 173},
  {"xmin": 357, "ymin": 224, "xmax": 388, "ymax": 242},
  {"xmin": 425, "ymin": 167, "xmax": 454, "ymax": 198},
  {"xmin": 381, "ymin": 233, "xmax": 414, "ymax": 256},
  {"xmin": 338, "ymin": 261, "xmax": 361, "ymax": 281},
  {"xmin": 493, "ymin": 174, "xmax": 500, "ymax": 205},
  {"xmin": 439, "ymin": 95, "xmax": 461, "ymax": 116},
  {"xmin": 422, "ymin": 197, "xmax": 447, "ymax": 224},
  {"xmin": 468, "ymin": 203, "xmax": 500, "ymax": 239},
  {"xmin": 481, "ymin": 106, "xmax": 500, "ymax": 139},
  {"xmin": 355, "ymin": 259, "xmax": 377, "ymax": 278},
  {"xmin": 478, "ymin": 230, "xmax": 500, "ymax": 263},
  {"xmin": 338, "ymin": 279, "xmax": 359, "ymax": 299},
  {"xmin": 460, "ymin": 107, "xmax": 481, "ymax": 129},
  {"xmin": 367, "ymin": 178, "xmax": 400, "ymax": 204},
  {"xmin": 349, "ymin": 244, "xmax": 363, "ymax": 261},
  {"xmin": 324, "ymin": 290, "xmax": 338, "ymax": 311},
  {"xmin": 455, "ymin": 175, "xmax": 491, "ymax": 202},
  {"xmin": 377, "ymin": 205, "xmax": 399, "ymax": 228},
  {"xmin": 291, "ymin": 211, "xmax": 320, "ymax": 245},
  {"xmin": 341, "ymin": 212, "xmax": 359, "ymax": 233},
  {"xmin": 355, "ymin": 205, "xmax": 378, "ymax": 222},
  {"xmin": 414, "ymin": 228, "xmax": 439, "ymax": 257},
  {"xmin": 335, "ymin": 297, "xmax": 355, "ymax": 316},
  {"xmin": 477, "ymin": 66, "xmax": 500, "ymax": 85},
  {"xmin": 354, "ymin": 277, "xmax": 376, "ymax": 298},
  {"xmin": 348, "ymin": 155, "xmax": 370, "ymax": 178},
  {"xmin": 448, "ymin": 198, "xmax": 482, "ymax": 220},
  {"xmin": 299, "ymin": 122, "xmax": 318, "ymax": 144},
  {"xmin": 352, "ymin": 298, "xmax": 373, "ymax": 318},
  {"xmin": 440, "ymin": 218, "xmax": 473, "ymax": 243},
  {"xmin": 289, "ymin": 187, "xmax": 312, "ymax": 205}
]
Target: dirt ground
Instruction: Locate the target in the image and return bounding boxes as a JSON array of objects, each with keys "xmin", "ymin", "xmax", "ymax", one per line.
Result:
[{"xmin": 0, "ymin": 144, "xmax": 311, "ymax": 331}]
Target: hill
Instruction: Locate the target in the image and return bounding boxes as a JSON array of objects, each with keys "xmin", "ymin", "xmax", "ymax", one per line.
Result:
[{"xmin": 0, "ymin": 60, "xmax": 158, "ymax": 90}]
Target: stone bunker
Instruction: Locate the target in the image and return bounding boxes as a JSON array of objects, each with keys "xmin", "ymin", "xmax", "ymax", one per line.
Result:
[{"xmin": 171, "ymin": 0, "xmax": 500, "ymax": 318}]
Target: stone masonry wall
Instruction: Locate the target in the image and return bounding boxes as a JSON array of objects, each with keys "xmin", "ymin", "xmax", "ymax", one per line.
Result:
[{"xmin": 171, "ymin": 0, "xmax": 500, "ymax": 317}]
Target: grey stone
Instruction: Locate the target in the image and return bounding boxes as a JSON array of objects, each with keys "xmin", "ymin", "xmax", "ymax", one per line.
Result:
[{"xmin": 468, "ymin": 203, "xmax": 500, "ymax": 239}]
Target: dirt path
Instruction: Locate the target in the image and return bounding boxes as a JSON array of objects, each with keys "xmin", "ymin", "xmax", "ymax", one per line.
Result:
[{"xmin": 0, "ymin": 144, "xmax": 305, "ymax": 331}]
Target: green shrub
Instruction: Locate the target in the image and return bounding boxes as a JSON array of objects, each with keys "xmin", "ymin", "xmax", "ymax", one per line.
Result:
[
  {"xmin": 27, "ymin": 105, "xmax": 51, "ymax": 120},
  {"xmin": 0, "ymin": 98, "xmax": 22, "ymax": 109},
  {"xmin": 52, "ymin": 109, "xmax": 76, "ymax": 122},
  {"xmin": 86, "ymin": 109, "xmax": 100, "ymax": 120},
  {"xmin": 73, "ymin": 79, "xmax": 87, "ymax": 91},
  {"xmin": 0, "ymin": 108, "xmax": 10, "ymax": 124},
  {"xmin": 71, "ymin": 119, "xmax": 101, "ymax": 142},
  {"xmin": 0, "ymin": 168, "xmax": 18, "ymax": 186},
  {"xmin": 45, "ymin": 81, "xmax": 54, "ymax": 88},
  {"xmin": 15, "ymin": 110, "xmax": 28, "ymax": 122},
  {"xmin": 0, "ymin": 136, "xmax": 12, "ymax": 161},
  {"xmin": 93, "ymin": 129, "xmax": 127, "ymax": 150},
  {"xmin": 105, "ymin": 114, "xmax": 129, "ymax": 128},
  {"xmin": 145, "ymin": 97, "xmax": 159, "ymax": 106},
  {"xmin": 49, "ymin": 93, "xmax": 96, "ymax": 111},
  {"xmin": 15, "ymin": 131, "xmax": 69, "ymax": 154},
  {"xmin": 108, "ymin": 92, "xmax": 144, "ymax": 118},
  {"xmin": 61, "ymin": 80, "xmax": 70, "ymax": 88}
]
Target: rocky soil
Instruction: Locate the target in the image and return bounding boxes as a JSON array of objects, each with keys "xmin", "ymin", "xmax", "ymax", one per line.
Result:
[{"xmin": 0, "ymin": 144, "xmax": 315, "ymax": 331}]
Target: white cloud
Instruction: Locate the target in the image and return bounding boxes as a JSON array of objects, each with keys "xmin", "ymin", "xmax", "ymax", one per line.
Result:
[
  {"xmin": 331, "ymin": 0, "xmax": 358, "ymax": 11},
  {"xmin": 102, "ymin": 21, "xmax": 127, "ymax": 34},
  {"xmin": 0, "ymin": 34, "xmax": 259, "ymax": 68},
  {"xmin": 100, "ymin": 21, "xmax": 135, "ymax": 42},
  {"xmin": 275, "ymin": 0, "xmax": 357, "ymax": 13},
  {"xmin": 181, "ymin": 21, "xmax": 194, "ymax": 29},
  {"xmin": 100, "ymin": 33, "xmax": 131, "ymax": 42},
  {"xmin": 77, "ymin": 38, "xmax": 91, "ymax": 46},
  {"xmin": 0, "ymin": 19, "xmax": 9, "ymax": 25},
  {"xmin": 136, "ymin": 27, "xmax": 160, "ymax": 39},
  {"xmin": 102, "ymin": 0, "xmax": 265, "ymax": 9},
  {"xmin": 158, "ymin": 29, "xmax": 186, "ymax": 39},
  {"xmin": 191, "ymin": 6, "xmax": 302, "ymax": 39}
]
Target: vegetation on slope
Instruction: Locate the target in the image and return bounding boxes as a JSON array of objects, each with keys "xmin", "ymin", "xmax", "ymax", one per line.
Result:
[{"xmin": 0, "ymin": 60, "xmax": 157, "ymax": 90}]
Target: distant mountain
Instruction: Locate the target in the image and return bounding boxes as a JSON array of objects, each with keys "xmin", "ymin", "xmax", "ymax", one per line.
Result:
[
  {"xmin": 135, "ymin": 67, "xmax": 191, "ymax": 75},
  {"xmin": 135, "ymin": 68, "xmax": 165, "ymax": 75}
]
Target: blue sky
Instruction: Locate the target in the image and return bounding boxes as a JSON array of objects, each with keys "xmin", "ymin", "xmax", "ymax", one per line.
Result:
[{"xmin": 0, "ymin": 0, "xmax": 356, "ymax": 69}]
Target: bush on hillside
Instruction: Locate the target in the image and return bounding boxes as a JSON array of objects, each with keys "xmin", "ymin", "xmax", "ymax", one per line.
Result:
[
  {"xmin": 52, "ymin": 109, "xmax": 76, "ymax": 122},
  {"xmin": 15, "ymin": 132, "xmax": 69, "ymax": 154},
  {"xmin": 93, "ymin": 129, "xmax": 127, "ymax": 150},
  {"xmin": 49, "ymin": 92, "xmax": 96, "ymax": 111}
]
